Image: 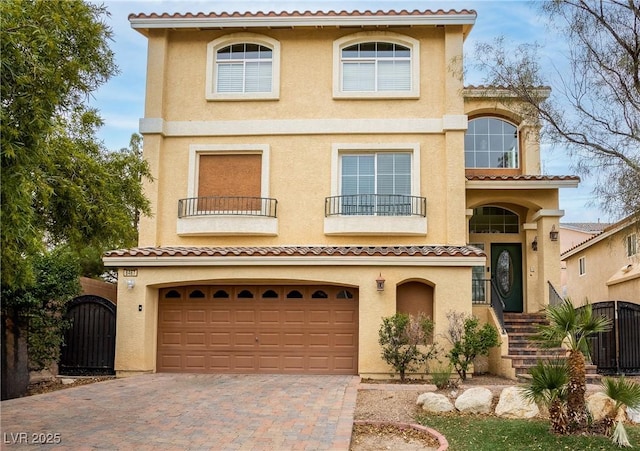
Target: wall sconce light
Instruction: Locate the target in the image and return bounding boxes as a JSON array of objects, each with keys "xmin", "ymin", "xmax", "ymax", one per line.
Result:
[
  {"xmin": 376, "ymin": 273, "xmax": 385, "ymax": 291},
  {"xmin": 531, "ymin": 236, "xmax": 538, "ymax": 251},
  {"xmin": 126, "ymin": 279, "xmax": 135, "ymax": 290},
  {"xmin": 549, "ymin": 225, "xmax": 559, "ymax": 241}
]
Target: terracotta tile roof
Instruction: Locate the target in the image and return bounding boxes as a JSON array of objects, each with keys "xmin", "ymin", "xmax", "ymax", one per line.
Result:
[
  {"xmin": 466, "ymin": 175, "xmax": 580, "ymax": 182},
  {"xmin": 104, "ymin": 245, "xmax": 484, "ymax": 259},
  {"xmin": 128, "ymin": 9, "xmax": 476, "ymax": 21}
]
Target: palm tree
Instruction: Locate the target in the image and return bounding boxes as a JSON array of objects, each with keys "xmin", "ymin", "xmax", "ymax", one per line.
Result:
[
  {"xmin": 601, "ymin": 376, "xmax": 640, "ymax": 447},
  {"xmin": 532, "ymin": 299, "xmax": 612, "ymax": 432},
  {"xmin": 522, "ymin": 359, "xmax": 569, "ymax": 434}
]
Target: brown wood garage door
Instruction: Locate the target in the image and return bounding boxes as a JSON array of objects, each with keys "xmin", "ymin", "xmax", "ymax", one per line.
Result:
[{"xmin": 157, "ymin": 285, "xmax": 358, "ymax": 374}]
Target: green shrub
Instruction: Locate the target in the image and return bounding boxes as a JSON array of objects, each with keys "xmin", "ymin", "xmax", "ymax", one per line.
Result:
[
  {"xmin": 430, "ymin": 363, "xmax": 457, "ymax": 390},
  {"xmin": 445, "ymin": 311, "xmax": 500, "ymax": 381},
  {"xmin": 378, "ymin": 312, "xmax": 436, "ymax": 382}
]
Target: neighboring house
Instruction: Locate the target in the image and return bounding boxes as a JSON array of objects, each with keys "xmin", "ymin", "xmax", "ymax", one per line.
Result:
[
  {"xmin": 559, "ymin": 222, "xmax": 610, "ymax": 297},
  {"xmin": 562, "ymin": 215, "xmax": 640, "ymax": 305},
  {"xmin": 103, "ymin": 9, "xmax": 578, "ymax": 379}
]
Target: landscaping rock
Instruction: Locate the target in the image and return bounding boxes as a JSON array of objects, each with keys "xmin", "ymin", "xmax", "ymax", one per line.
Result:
[
  {"xmin": 60, "ymin": 378, "xmax": 76, "ymax": 385},
  {"xmin": 495, "ymin": 386, "xmax": 539, "ymax": 419},
  {"xmin": 587, "ymin": 392, "xmax": 625, "ymax": 422},
  {"xmin": 416, "ymin": 393, "xmax": 455, "ymax": 412},
  {"xmin": 454, "ymin": 387, "xmax": 493, "ymax": 414},
  {"xmin": 628, "ymin": 407, "xmax": 640, "ymax": 424}
]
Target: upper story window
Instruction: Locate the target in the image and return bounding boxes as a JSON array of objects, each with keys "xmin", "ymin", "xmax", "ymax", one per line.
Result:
[
  {"xmin": 579, "ymin": 256, "xmax": 586, "ymax": 276},
  {"xmin": 206, "ymin": 33, "xmax": 280, "ymax": 100},
  {"xmin": 465, "ymin": 118, "xmax": 519, "ymax": 169},
  {"xmin": 333, "ymin": 32, "xmax": 419, "ymax": 99},
  {"xmin": 627, "ymin": 233, "xmax": 638, "ymax": 257}
]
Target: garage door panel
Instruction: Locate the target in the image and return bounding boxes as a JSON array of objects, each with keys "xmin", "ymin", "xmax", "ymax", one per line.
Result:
[
  {"xmin": 210, "ymin": 332, "xmax": 231, "ymax": 346},
  {"xmin": 157, "ymin": 285, "xmax": 358, "ymax": 374},
  {"xmin": 186, "ymin": 310, "xmax": 207, "ymax": 323},
  {"xmin": 284, "ymin": 310, "xmax": 305, "ymax": 324},
  {"xmin": 160, "ymin": 332, "xmax": 183, "ymax": 346},
  {"xmin": 211, "ymin": 311, "xmax": 231, "ymax": 323},
  {"xmin": 234, "ymin": 332, "xmax": 257, "ymax": 347}
]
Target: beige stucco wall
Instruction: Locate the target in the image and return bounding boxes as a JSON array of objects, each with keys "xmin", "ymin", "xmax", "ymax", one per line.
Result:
[
  {"xmin": 564, "ymin": 227, "xmax": 639, "ymax": 305},
  {"xmin": 114, "ymin": 263, "xmax": 474, "ymax": 377}
]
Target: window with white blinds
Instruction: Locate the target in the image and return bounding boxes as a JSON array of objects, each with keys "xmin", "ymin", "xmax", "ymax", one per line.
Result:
[
  {"xmin": 216, "ymin": 43, "xmax": 273, "ymax": 93},
  {"xmin": 206, "ymin": 34, "xmax": 280, "ymax": 100},
  {"xmin": 341, "ymin": 42, "xmax": 411, "ymax": 92},
  {"xmin": 341, "ymin": 153, "xmax": 411, "ymax": 196}
]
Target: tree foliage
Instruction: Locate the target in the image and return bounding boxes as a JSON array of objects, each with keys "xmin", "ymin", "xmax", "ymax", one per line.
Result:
[
  {"xmin": 445, "ymin": 312, "xmax": 500, "ymax": 381},
  {"xmin": 378, "ymin": 313, "xmax": 436, "ymax": 382},
  {"xmin": 472, "ymin": 0, "xmax": 640, "ymax": 219},
  {"xmin": 1, "ymin": 0, "xmax": 151, "ymax": 294}
]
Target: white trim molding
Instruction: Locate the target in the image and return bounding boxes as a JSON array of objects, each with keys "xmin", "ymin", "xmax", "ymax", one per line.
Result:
[{"xmin": 138, "ymin": 117, "xmax": 463, "ymax": 136}]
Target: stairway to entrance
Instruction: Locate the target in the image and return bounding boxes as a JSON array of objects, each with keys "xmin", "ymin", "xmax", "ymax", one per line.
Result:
[{"xmin": 502, "ymin": 312, "xmax": 600, "ymax": 383}]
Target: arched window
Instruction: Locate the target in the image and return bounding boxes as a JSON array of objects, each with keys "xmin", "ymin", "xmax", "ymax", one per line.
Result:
[
  {"xmin": 286, "ymin": 290, "xmax": 303, "ymax": 299},
  {"xmin": 311, "ymin": 290, "xmax": 328, "ymax": 299},
  {"xmin": 333, "ymin": 33, "xmax": 419, "ymax": 98},
  {"xmin": 213, "ymin": 289, "xmax": 230, "ymax": 298},
  {"xmin": 237, "ymin": 289, "xmax": 254, "ymax": 299},
  {"xmin": 469, "ymin": 206, "xmax": 519, "ymax": 233},
  {"xmin": 164, "ymin": 289, "xmax": 182, "ymax": 299},
  {"xmin": 337, "ymin": 290, "xmax": 354, "ymax": 299},
  {"xmin": 262, "ymin": 289, "xmax": 278, "ymax": 298},
  {"xmin": 206, "ymin": 33, "xmax": 280, "ymax": 100},
  {"xmin": 188, "ymin": 289, "xmax": 206, "ymax": 299},
  {"xmin": 465, "ymin": 118, "xmax": 519, "ymax": 169}
]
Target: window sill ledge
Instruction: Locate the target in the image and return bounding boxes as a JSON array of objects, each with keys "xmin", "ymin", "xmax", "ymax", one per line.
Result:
[
  {"xmin": 324, "ymin": 215, "xmax": 426, "ymax": 236},
  {"xmin": 177, "ymin": 216, "xmax": 278, "ymax": 236}
]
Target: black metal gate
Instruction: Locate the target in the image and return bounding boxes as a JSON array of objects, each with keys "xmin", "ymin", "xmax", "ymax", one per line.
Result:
[
  {"xmin": 60, "ymin": 295, "xmax": 116, "ymax": 376},
  {"xmin": 586, "ymin": 301, "xmax": 640, "ymax": 375}
]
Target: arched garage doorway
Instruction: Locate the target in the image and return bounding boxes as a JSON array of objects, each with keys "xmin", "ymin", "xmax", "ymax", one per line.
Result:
[{"xmin": 157, "ymin": 284, "xmax": 359, "ymax": 374}]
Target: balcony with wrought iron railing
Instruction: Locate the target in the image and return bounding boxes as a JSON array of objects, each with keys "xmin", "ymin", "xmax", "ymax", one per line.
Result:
[
  {"xmin": 177, "ymin": 196, "xmax": 278, "ymax": 236},
  {"xmin": 323, "ymin": 194, "xmax": 427, "ymax": 236}
]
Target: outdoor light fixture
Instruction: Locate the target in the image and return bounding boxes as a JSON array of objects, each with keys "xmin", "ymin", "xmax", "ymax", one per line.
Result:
[
  {"xmin": 549, "ymin": 225, "xmax": 559, "ymax": 241},
  {"xmin": 126, "ymin": 279, "xmax": 135, "ymax": 290},
  {"xmin": 531, "ymin": 236, "xmax": 538, "ymax": 251},
  {"xmin": 376, "ymin": 273, "xmax": 385, "ymax": 291}
]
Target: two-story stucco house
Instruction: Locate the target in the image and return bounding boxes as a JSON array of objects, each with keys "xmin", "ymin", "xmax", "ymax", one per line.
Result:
[{"xmin": 103, "ymin": 9, "xmax": 579, "ymax": 379}]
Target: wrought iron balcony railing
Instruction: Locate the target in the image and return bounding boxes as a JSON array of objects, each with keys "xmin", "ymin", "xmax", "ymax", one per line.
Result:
[
  {"xmin": 324, "ymin": 194, "xmax": 426, "ymax": 217},
  {"xmin": 178, "ymin": 196, "xmax": 278, "ymax": 218}
]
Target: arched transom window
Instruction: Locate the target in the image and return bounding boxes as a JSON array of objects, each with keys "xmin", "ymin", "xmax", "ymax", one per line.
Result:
[
  {"xmin": 465, "ymin": 118, "xmax": 519, "ymax": 169},
  {"xmin": 469, "ymin": 206, "xmax": 519, "ymax": 233}
]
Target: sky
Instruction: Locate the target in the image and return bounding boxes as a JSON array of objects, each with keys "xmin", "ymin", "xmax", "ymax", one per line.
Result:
[{"xmin": 89, "ymin": 0, "xmax": 612, "ymax": 223}]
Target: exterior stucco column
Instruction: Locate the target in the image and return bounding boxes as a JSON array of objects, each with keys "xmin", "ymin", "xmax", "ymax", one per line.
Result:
[{"xmin": 534, "ymin": 212, "xmax": 564, "ymax": 309}]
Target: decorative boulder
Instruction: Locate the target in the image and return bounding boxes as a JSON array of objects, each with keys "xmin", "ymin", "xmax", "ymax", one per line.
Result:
[
  {"xmin": 495, "ymin": 386, "xmax": 539, "ymax": 419},
  {"xmin": 454, "ymin": 387, "xmax": 493, "ymax": 414},
  {"xmin": 587, "ymin": 392, "xmax": 625, "ymax": 422},
  {"xmin": 416, "ymin": 392, "xmax": 455, "ymax": 412},
  {"xmin": 628, "ymin": 407, "xmax": 640, "ymax": 424}
]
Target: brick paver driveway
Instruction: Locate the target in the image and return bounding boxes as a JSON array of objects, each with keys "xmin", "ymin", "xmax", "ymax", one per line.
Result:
[{"xmin": 1, "ymin": 374, "xmax": 359, "ymax": 450}]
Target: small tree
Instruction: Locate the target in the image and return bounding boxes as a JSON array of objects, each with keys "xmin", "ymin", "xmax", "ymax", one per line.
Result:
[
  {"xmin": 378, "ymin": 312, "xmax": 436, "ymax": 382},
  {"xmin": 445, "ymin": 312, "xmax": 500, "ymax": 381}
]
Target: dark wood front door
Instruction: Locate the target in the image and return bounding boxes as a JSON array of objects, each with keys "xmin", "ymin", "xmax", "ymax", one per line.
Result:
[{"xmin": 491, "ymin": 243, "xmax": 523, "ymax": 313}]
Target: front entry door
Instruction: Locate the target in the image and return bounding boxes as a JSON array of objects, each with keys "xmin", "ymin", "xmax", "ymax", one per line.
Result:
[{"xmin": 491, "ymin": 243, "xmax": 523, "ymax": 313}]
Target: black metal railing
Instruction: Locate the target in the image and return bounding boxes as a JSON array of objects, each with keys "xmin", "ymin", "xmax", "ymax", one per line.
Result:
[
  {"xmin": 324, "ymin": 194, "xmax": 426, "ymax": 217},
  {"xmin": 489, "ymin": 278, "xmax": 507, "ymax": 333},
  {"xmin": 178, "ymin": 196, "xmax": 278, "ymax": 218},
  {"xmin": 548, "ymin": 280, "xmax": 563, "ymax": 307},
  {"xmin": 472, "ymin": 278, "xmax": 490, "ymax": 304}
]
